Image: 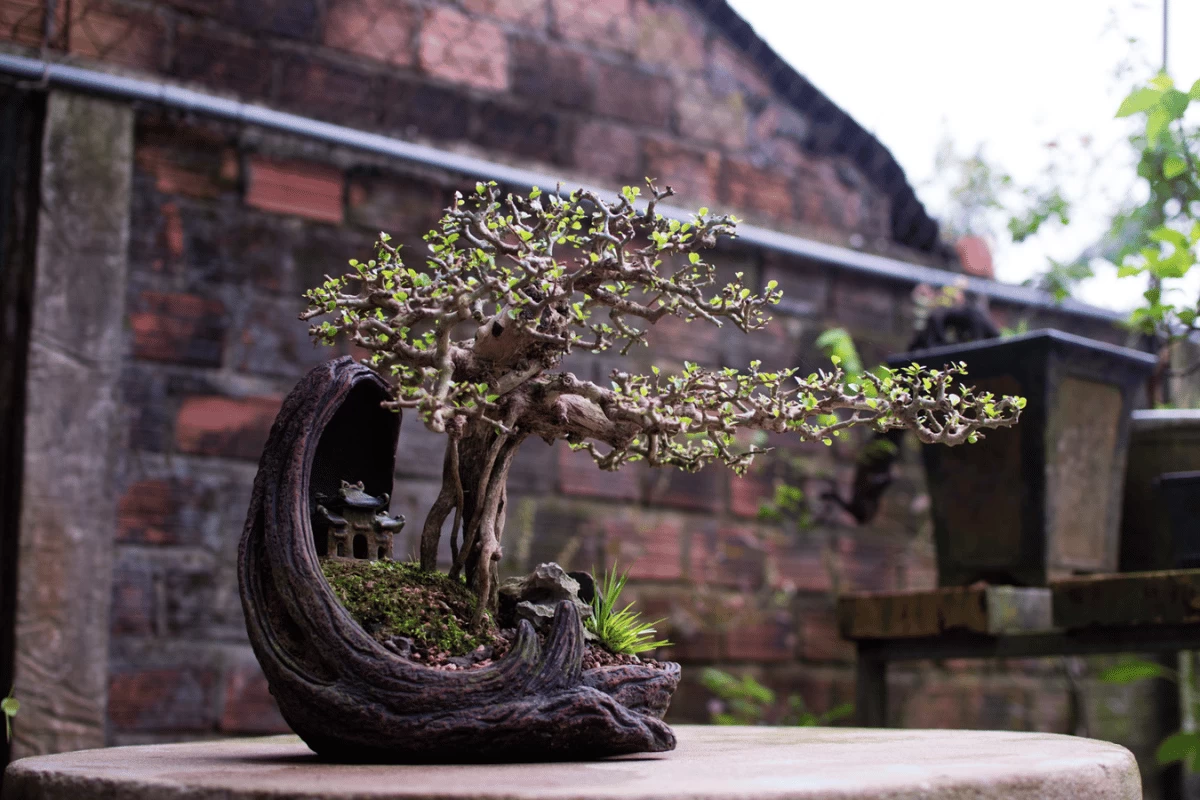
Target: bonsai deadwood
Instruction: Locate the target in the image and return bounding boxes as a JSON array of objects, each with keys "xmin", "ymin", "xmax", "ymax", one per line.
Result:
[{"xmin": 302, "ymin": 182, "xmax": 1024, "ymax": 620}]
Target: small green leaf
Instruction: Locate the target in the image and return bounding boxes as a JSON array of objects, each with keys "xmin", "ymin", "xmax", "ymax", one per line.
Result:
[
  {"xmin": 1191, "ymin": 78, "xmax": 1200, "ymax": 100},
  {"xmin": 1163, "ymin": 155, "xmax": 1188, "ymax": 179},
  {"xmin": 1116, "ymin": 87, "xmax": 1163, "ymax": 117},
  {"xmin": 1156, "ymin": 732, "xmax": 1200, "ymax": 765},
  {"xmin": 1099, "ymin": 660, "xmax": 1171, "ymax": 684}
]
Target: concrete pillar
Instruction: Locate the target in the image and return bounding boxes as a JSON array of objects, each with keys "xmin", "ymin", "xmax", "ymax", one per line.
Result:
[{"xmin": 11, "ymin": 92, "xmax": 132, "ymax": 759}]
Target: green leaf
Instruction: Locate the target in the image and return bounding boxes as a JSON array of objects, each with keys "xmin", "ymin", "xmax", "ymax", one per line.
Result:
[
  {"xmin": 1161, "ymin": 89, "xmax": 1191, "ymax": 119},
  {"xmin": 1163, "ymin": 155, "xmax": 1188, "ymax": 179},
  {"xmin": 1, "ymin": 697, "xmax": 17, "ymax": 717},
  {"xmin": 1099, "ymin": 660, "xmax": 1171, "ymax": 684},
  {"xmin": 1156, "ymin": 732, "xmax": 1200, "ymax": 765},
  {"xmin": 1146, "ymin": 106, "xmax": 1171, "ymax": 140},
  {"xmin": 1116, "ymin": 87, "xmax": 1163, "ymax": 117},
  {"xmin": 1191, "ymin": 79, "xmax": 1200, "ymax": 100}
]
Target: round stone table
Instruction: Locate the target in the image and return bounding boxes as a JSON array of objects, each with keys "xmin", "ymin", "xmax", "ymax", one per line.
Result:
[{"xmin": 2, "ymin": 726, "xmax": 1141, "ymax": 800}]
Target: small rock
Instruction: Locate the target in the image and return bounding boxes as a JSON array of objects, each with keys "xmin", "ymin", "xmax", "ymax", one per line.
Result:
[{"xmin": 498, "ymin": 563, "xmax": 593, "ymax": 635}]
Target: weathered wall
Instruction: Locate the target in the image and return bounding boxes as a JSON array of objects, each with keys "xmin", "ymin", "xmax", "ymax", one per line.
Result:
[
  {"xmin": 11, "ymin": 92, "xmax": 131, "ymax": 759},
  {"xmin": 0, "ymin": 0, "xmax": 1139, "ymax": 763}
]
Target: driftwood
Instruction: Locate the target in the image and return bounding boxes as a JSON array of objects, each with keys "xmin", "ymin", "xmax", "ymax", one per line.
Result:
[{"xmin": 238, "ymin": 357, "xmax": 679, "ymax": 762}]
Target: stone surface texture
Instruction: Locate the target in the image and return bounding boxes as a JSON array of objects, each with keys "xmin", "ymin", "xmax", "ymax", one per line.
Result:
[
  {"xmin": 2, "ymin": 727, "xmax": 1141, "ymax": 800},
  {"xmin": 11, "ymin": 92, "xmax": 132, "ymax": 761}
]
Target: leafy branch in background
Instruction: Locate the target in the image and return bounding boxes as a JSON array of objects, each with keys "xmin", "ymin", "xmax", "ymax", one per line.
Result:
[
  {"xmin": 701, "ymin": 668, "xmax": 853, "ymax": 726},
  {"xmin": 1111, "ymin": 73, "xmax": 1200, "ymax": 404},
  {"xmin": 1100, "ymin": 658, "xmax": 1195, "ymax": 769},
  {"xmin": 2, "ymin": 686, "xmax": 16, "ymax": 742},
  {"xmin": 586, "ymin": 565, "xmax": 670, "ymax": 655}
]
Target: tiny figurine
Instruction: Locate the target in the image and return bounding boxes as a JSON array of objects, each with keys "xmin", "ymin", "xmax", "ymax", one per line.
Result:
[{"xmin": 314, "ymin": 480, "xmax": 405, "ymax": 561}]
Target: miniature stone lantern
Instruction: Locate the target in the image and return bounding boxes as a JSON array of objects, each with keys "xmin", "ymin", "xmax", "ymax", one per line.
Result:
[{"xmin": 315, "ymin": 480, "xmax": 405, "ymax": 561}]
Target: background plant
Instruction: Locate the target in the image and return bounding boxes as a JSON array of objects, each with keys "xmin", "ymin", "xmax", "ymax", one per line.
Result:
[
  {"xmin": 1101, "ymin": 657, "xmax": 1198, "ymax": 770},
  {"xmin": 304, "ymin": 181, "xmax": 1023, "ymax": 623},
  {"xmin": 702, "ymin": 668, "xmax": 853, "ymax": 727}
]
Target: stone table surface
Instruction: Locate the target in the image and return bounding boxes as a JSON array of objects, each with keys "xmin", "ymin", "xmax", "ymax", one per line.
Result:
[{"xmin": 2, "ymin": 725, "xmax": 1141, "ymax": 800}]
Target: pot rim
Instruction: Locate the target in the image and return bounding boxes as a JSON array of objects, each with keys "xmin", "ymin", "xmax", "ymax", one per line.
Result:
[{"xmin": 1131, "ymin": 408, "xmax": 1200, "ymax": 431}]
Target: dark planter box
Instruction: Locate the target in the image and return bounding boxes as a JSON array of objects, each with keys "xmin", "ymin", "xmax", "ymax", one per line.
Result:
[
  {"xmin": 1119, "ymin": 410, "xmax": 1200, "ymax": 571},
  {"xmin": 887, "ymin": 330, "xmax": 1156, "ymax": 587},
  {"xmin": 1154, "ymin": 470, "xmax": 1200, "ymax": 569}
]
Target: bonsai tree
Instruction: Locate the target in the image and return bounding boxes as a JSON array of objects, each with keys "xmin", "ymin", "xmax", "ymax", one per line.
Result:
[{"xmin": 303, "ymin": 182, "xmax": 1023, "ymax": 625}]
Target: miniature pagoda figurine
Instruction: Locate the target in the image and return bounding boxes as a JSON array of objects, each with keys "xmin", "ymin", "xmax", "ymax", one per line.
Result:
[{"xmin": 315, "ymin": 480, "xmax": 405, "ymax": 561}]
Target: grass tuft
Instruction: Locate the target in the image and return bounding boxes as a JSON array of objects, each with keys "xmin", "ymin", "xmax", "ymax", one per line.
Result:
[{"xmin": 585, "ymin": 564, "xmax": 671, "ymax": 656}]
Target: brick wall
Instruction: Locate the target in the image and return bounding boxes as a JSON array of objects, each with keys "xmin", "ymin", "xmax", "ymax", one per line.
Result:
[
  {"xmin": 1, "ymin": 0, "xmax": 932, "ymax": 257},
  {"xmin": 2, "ymin": 0, "xmax": 1133, "ymax": 753}
]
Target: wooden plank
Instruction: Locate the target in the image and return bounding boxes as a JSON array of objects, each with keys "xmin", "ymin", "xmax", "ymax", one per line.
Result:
[
  {"xmin": 1052, "ymin": 569, "xmax": 1200, "ymax": 630},
  {"xmin": 838, "ymin": 585, "xmax": 1052, "ymax": 640}
]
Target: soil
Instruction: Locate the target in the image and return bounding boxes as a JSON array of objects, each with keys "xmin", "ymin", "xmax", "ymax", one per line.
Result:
[{"xmin": 320, "ymin": 558, "xmax": 669, "ymax": 672}]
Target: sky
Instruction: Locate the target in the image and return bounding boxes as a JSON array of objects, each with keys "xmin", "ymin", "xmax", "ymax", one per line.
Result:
[{"xmin": 726, "ymin": 0, "xmax": 1200, "ymax": 312}]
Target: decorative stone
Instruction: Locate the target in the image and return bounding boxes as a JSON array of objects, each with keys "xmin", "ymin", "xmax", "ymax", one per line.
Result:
[
  {"xmin": 498, "ymin": 563, "xmax": 593, "ymax": 634},
  {"xmin": 2, "ymin": 727, "xmax": 1141, "ymax": 799}
]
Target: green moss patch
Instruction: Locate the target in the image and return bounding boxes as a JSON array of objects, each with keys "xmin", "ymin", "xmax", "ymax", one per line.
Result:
[{"xmin": 321, "ymin": 559, "xmax": 498, "ymax": 657}]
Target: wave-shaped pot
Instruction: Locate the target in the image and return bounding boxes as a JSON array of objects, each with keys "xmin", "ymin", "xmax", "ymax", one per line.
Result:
[{"xmin": 238, "ymin": 357, "xmax": 679, "ymax": 762}]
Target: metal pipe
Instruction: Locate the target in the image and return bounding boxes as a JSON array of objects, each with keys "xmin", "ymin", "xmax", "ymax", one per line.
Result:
[{"xmin": 0, "ymin": 51, "xmax": 1125, "ymax": 323}]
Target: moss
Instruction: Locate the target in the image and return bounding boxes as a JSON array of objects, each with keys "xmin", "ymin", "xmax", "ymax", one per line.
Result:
[{"xmin": 320, "ymin": 559, "xmax": 498, "ymax": 656}]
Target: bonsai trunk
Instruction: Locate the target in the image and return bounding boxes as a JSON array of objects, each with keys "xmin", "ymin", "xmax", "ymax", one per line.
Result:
[{"xmin": 419, "ymin": 423, "xmax": 524, "ymax": 628}]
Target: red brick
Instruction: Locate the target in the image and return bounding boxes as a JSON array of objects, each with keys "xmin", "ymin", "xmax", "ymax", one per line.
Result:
[
  {"xmin": 831, "ymin": 273, "xmax": 899, "ymax": 336},
  {"xmin": 110, "ymin": 559, "xmax": 156, "ymax": 636},
  {"xmin": 683, "ymin": 92, "xmax": 748, "ymax": 153},
  {"xmin": 723, "ymin": 618, "xmax": 794, "ymax": 662},
  {"xmin": 220, "ymin": 662, "xmax": 290, "ymax": 733},
  {"xmin": 593, "ymin": 61, "xmax": 672, "ymax": 128},
  {"xmin": 136, "ymin": 144, "xmax": 222, "ymax": 199},
  {"xmin": 220, "ymin": 0, "xmax": 318, "ymax": 40},
  {"xmin": 767, "ymin": 537, "xmax": 834, "ymax": 593},
  {"xmin": 635, "ymin": 2, "xmax": 705, "ymax": 71},
  {"xmin": 118, "ymin": 478, "xmax": 180, "ymax": 544},
  {"xmin": 645, "ymin": 465, "xmax": 723, "ymax": 513},
  {"xmin": 901, "ymin": 684, "xmax": 968, "ymax": 729},
  {"xmin": 1, "ymin": 0, "xmax": 46, "ymax": 46},
  {"xmin": 160, "ymin": 201, "xmax": 184, "ymax": 261},
  {"xmin": 278, "ymin": 56, "xmax": 380, "ymax": 129},
  {"xmin": 710, "ymin": 38, "xmax": 772, "ymax": 96},
  {"xmin": 175, "ymin": 395, "xmax": 281, "ymax": 460},
  {"xmin": 648, "ymin": 312, "xmax": 721, "ymax": 365},
  {"xmin": 643, "ymin": 138, "xmax": 720, "ymax": 206},
  {"xmin": 419, "ymin": 7, "xmax": 508, "ymax": 92},
  {"xmin": 245, "ymin": 157, "xmax": 344, "ymax": 224},
  {"xmin": 67, "ymin": 1, "xmax": 164, "ymax": 71},
  {"xmin": 729, "ymin": 469, "xmax": 772, "ymax": 519},
  {"xmin": 572, "ymin": 121, "xmax": 641, "ymax": 185},
  {"xmin": 173, "ymin": 25, "xmax": 273, "ymax": 99},
  {"xmin": 323, "ymin": 0, "xmax": 415, "ymax": 66},
  {"xmin": 836, "ymin": 535, "xmax": 902, "ymax": 592},
  {"xmin": 798, "ymin": 609, "xmax": 855, "ymax": 662},
  {"xmin": 699, "ymin": 525, "xmax": 766, "ymax": 590},
  {"xmin": 552, "ymin": 0, "xmax": 634, "ymax": 52},
  {"xmin": 464, "ymin": 0, "xmax": 546, "ymax": 26},
  {"xmin": 472, "ymin": 101, "xmax": 561, "ymax": 162},
  {"xmin": 512, "ymin": 37, "xmax": 593, "ymax": 110},
  {"xmin": 130, "ymin": 291, "xmax": 226, "ymax": 367},
  {"xmin": 557, "ymin": 446, "xmax": 639, "ymax": 501},
  {"xmin": 604, "ymin": 511, "xmax": 684, "ymax": 581},
  {"xmin": 346, "ymin": 173, "xmax": 447, "ymax": 238},
  {"xmin": 108, "ymin": 667, "xmax": 219, "ymax": 731},
  {"xmin": 721, "ymin": 158, "xmax": 794, "ymax": 221}
]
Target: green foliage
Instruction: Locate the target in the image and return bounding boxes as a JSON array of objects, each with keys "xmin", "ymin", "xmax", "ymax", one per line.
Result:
[
  {"xmin": 586, "ymin": 565, "xmax": 670, "ymax": 655},
  {"xmin": 2, "ymin": 687, "xmax": 16, "ymax": 742},
  {"xmin": 701, "ymin": 668, "xmax": 853, "ymax": 726},
  {"xmin": 815, "ymin": 327, "xmax": 863, "ymax": 378},
  {"xmin": 1112, "ymin": 73, "xmax": 1200, "ymax": 375},
  {"xmin": 1099, "ymin": 657, "xmax": 1192, "ymax": 769}
]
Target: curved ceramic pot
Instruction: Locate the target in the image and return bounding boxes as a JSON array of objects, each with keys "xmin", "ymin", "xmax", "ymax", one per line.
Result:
[
  {"xmin": 238, "ymin": 357, "xmax": 679, "ymax": 762},
  {"xmin": 1119, "ymin": 409, "xmax": 1200, "ymax": 572}
]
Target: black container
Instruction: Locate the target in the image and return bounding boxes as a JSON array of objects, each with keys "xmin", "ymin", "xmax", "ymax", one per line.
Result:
[
  {"xmin": 1119, "ymin": 410, "xmax": 1200, "ymax": 571},
  {"xmin": 1155, "ymin": 471, "xmax": 1200, "ymax": 569},
  {"xmin": 887, "ymin": 329, "xmax": 1156, "ymax": 587}
]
